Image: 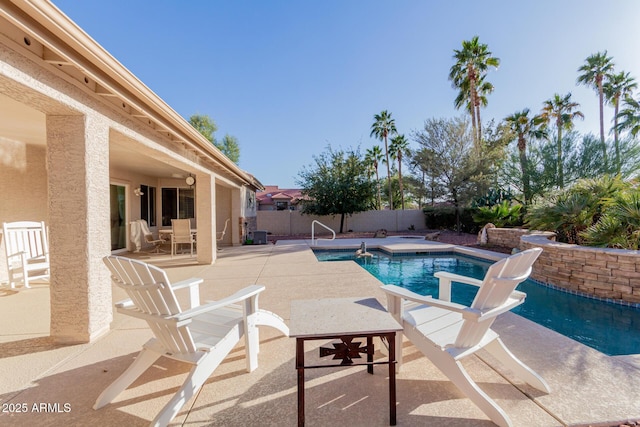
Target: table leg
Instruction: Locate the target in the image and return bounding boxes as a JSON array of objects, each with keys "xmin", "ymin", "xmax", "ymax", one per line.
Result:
[
  {"xmin": 367, "ymin": 336, "xmax": 373, "ymax": 374},
  {"xmin": 296, "ymin": 338, "xmax": 305, "ymax": 427},
  {"xmin": 388, "ymin": 332, "xmax": 397, "ymax": 426}
]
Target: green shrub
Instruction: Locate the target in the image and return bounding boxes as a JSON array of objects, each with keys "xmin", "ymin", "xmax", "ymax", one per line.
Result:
[
  {"xmin": 525, "ymin": 175, "xmax": 639, "ymax": 247},
  {"xmin": 423, "ymin": 206, "xmax": 480, "ymax": 233},
  {"xmin": 472, "ymin": 201, "xmax": 523, "ymax": 228}
]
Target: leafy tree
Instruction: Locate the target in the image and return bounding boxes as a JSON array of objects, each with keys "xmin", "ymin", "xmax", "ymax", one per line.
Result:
[
  {"xmin": 408, "ymin": 147, "xmax": 446, "ymax": 207},
  {"xmin": 296, "ymin": 146, "xmax": 375, "ymax": 233},
  {"xmin": 412, "ymin": 117, "xmax": 489, "ymax": 232},
  {"xmin": 604, "ymin": 71, "xmax": 637, "ymax": 172},
  {"xmin": 370, "ymin": 110, "xmax": 397, "ymax": 209},
  {"xmin": 189, "ymin": 113, "xmax": 218, "ymax": 143},
  {"xmin": 499, "ymin": 136, "xmax": 557, "ymax": 204},
  {"xmin": 503, "ymin": 109, "xmax": 547, "ymax": 205},
  {"xmin": 540, "ymin": 93, "xmax": 584, "ymax": 188},
  {"xmin": 449, "ymin": 36, "xmax": 500, "ymax": 149},
  {"xmin": 389, "ymin": 134, "xmax": 410, "ymax": 210},
  {"xmin": 219, "ymin": 134, "xmax": 240, "ymax": 164},
  {"xmin": 364, "ymin": 145, "xmax": 384, "ymax": 209},
  {"xmin": 189, "ymin": 114, "xmax": 241, "ymax": 164},
  {"xmin": 577, "ymin": 51, "xmax": 615, "ymax": 159}
]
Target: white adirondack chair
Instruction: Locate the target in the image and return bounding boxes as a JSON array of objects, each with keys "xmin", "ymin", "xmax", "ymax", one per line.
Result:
[
  {"xmin": 2, "ymin": 221, "xmax": 50, "ymax": 288},
  {"xmin": 382, "ymin": 248, "xmax": 550, "ymax": 427},
  {"xmin": 95, "ymin": 255, "xmax": 289, "ymax": 427}
]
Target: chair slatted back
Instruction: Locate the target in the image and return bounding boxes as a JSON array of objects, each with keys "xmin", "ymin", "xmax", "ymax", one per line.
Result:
[
  {"xmin": 171, "ymin": 219, "xmax": 192, "ymax": 244},
  {"xmin": 3, "ymin": 221, "xmax": 49, "ymax": 262},
  {"xmin": 103, "ymin": 256, "xmax": 197, "ymax": 354},
  {"xmin": 455, "ymin": 248, "xmax": 542, "ymax": 348}
]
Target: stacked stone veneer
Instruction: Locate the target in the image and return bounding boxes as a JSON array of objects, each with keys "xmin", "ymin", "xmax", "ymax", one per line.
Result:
[
  {"xmin": 487, "ymin": 229, "xmax": 640, "ymax": 304},
  {"xmin": 485, "ymin": 227, "xmax": 532, "ymax": 249}
]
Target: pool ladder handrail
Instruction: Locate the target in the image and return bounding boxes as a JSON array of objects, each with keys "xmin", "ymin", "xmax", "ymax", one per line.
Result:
[{"xmin": 311, "ymin": 220, "xmax": 335, "ymax": 246}]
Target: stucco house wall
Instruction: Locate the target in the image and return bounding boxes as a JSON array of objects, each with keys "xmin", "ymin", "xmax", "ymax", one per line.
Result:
[{"xmin": 0, "ymin": 2, "xmax": 263, "ymax": 343}]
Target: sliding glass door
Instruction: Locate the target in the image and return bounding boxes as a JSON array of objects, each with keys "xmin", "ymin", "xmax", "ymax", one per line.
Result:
[{"xmin": 110, "ymin": 184, "xmax": 128, "ymax": 251}]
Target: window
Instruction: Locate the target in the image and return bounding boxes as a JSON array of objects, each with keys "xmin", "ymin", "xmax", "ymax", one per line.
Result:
[
  {"xmin": 276, "ymin": 201, "xmax": 288, "ymax": 211},
  {"xmin": 161, "ymin": 187, "xmax": 195, "ymax": 226},
  {"xmin": 140, "ymin": 185, "xmax": 156, "ymax": 226}
]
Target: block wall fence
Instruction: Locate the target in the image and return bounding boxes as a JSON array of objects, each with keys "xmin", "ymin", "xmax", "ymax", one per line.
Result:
[
  {"xmin": 256, "ymin": 210, "xmax": 425, "ymax": 235},
  {"xmin": 486, "ymin": 228, "xmax": 640, "ymax": 305}
]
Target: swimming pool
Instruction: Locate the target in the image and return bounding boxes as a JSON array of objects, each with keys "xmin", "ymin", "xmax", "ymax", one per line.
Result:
[{"xmin": 314, "ymin": 250, "xmax": 640, "ymax": 356}]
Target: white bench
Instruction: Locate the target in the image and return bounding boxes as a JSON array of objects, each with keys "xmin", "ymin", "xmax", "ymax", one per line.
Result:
[{"xmin": 2, "ymin": 221, "xmax": 50, "ymax": 288}]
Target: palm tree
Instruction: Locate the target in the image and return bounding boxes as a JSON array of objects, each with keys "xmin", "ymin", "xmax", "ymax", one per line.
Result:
[
  {"xmin": 504, "ymin": 109, "xmax": 547, "ymax": 205},
  {"xmin": 616, "ymin": 95, "xmax": 640, "ymax": 137},
  {"xmin": 370, "ymin": 110, "xmax": 397, "ymax": 209},
  {"xmin": 540, "ymin": 93, "xmax": 584, "ymax": 188},
  {"xmin": 365, "ymin": 145, "xmax": 384, "ymax": 209},
  {"xmin": 454, "ymin": 75, "xmax": 495, "ymax": 143},
  {"xmin": 604, "ymin": 71, "xmax": 637, "ymax": 173},
  {"xmin": 389, "ymin": 134, "xmax": 410, "ymax": 210},
  {"xmin": 577, "ymin": 51, "xmax": 615, "ymax": 163},
  {"xmin": 449, "ymin": 36, "xmax": 500, "ymax": 150}
]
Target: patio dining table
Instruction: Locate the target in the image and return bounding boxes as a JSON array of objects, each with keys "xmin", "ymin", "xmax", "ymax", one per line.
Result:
[{"xmin": 158, "ymin": 228, "xmax": 197, "ymax": 238}]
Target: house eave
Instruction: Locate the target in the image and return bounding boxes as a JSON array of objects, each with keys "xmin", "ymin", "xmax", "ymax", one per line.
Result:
[{"xmin": 2, "ymin": 0, "xmax": 259, "ymax": 189}]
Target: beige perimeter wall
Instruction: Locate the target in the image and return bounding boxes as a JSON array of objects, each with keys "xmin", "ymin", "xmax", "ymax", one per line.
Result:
[{"xmin": 257, "ymin": 209, "xmax": 426, "ymax": 235}]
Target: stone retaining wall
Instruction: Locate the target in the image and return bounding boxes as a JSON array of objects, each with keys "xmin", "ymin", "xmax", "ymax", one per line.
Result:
[
  {"xmin": 485, "ymin": 227, "xmax": 531, "ymax": 249},
  {"xmin": 519, "ymin": 233, "xmax": 640, "ymax": 304}
]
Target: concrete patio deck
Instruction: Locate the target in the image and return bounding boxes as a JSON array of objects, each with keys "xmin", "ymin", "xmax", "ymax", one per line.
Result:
[{"xmin": 0, "ymin": 237, "xmax": 638, "ymax": 426}]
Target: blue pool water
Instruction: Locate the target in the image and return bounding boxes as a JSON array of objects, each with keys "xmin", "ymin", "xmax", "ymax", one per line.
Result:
[{"xmin": 315, "ymin": 250, "xmax": 640, "ymax": 356}]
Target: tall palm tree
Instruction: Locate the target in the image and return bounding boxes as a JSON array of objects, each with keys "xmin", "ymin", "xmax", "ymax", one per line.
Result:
[
  {"xmin": 449, "ymin": 36, "xmax": 500, "ymax": 150},
  {"xmin": 504, "ymin": 109, "xmax": 547, "ymax": 205},
  {"xmin": 365, "ymin": 145, "xmax": 384, "ymax": 209},
  {"xmin": 389, "ymin": 134, "xmax": 410, "ymax": 210},
  {"xmin": 370, "ymin": 110, "xmax": 397, "ymax": 209},
  {"xmin": 454, "ymin": 76, "xmax": 494, "ymax": 142},
  {"xmin": 577, "ymin": 51, "xmax": 615, "ymax": 163},
  {"xmin": 540, "ymin": 93, "xmax": 584, "ymax": 188},
  {"xmin": 604, "ymin": 71, "xmax": 637, "ymax": 173},
  {"xmin": 616, "ymin": 95, "xmax": 640, "ymax": 138}
]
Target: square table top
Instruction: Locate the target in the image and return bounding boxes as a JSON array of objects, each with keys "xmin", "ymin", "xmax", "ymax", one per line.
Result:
[{"xmin": 289, "ymin": 297, "xmax": 402, "ymax": 338}]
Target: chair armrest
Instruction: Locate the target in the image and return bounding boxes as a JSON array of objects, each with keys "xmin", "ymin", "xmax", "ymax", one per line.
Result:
[
  {"xmin": 114, "ymin": 298, "xmax": 134, "ymax": 309},
  {"xmin": 433, "ymin": 271, "xmax": 483, "ymax": 302},
  {"xmin": 434, "ymin": 271, "xmax": 483, "ymax": 287},
  {"xmin": 476, "ymin": 294, "xmax": 526, "ymax": 321},
  {"xmin": 381, "ymin": 284, "xmax": 480, "ymax": 320},
  {"xmin": 171, "ymin": 277, "xmax": 203, "ymax": 309},
  {"xmin": 6, "ymin": 251, "xmax": 27, "ymax": 261},
  {"xmin": 173, "ymin": 285, "xmax": 265, "ymax": 321},
  {"xmin": 171, "ymin": 277, "xmax": 203, "ymax": 290}
]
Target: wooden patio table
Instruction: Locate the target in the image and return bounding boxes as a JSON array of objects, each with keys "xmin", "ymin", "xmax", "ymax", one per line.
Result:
[{"xmin": 290, "ymin": 297, "xmax": 402, "ymax": 426}]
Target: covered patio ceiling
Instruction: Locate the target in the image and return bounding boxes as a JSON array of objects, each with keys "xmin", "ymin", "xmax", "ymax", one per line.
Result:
[{"xmin": 0, "ymin": 91, "xmax": 190, "ymax": 179}]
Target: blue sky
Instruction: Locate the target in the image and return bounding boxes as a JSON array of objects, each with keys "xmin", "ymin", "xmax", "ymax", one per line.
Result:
[{"xmin": 53, "ymin": 1, "xmax": 640, "ymax": 188}]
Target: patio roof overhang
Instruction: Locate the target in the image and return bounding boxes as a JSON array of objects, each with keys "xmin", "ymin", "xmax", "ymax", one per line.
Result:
[{"xmin": 0, "ymin": 0, "xmax": 263, "ymax": 191}]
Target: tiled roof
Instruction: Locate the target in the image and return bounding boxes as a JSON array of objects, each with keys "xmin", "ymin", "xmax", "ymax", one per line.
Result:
[{"xmin": 256, "ymin": 186, "xmax": 303, "ymax": 205}]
